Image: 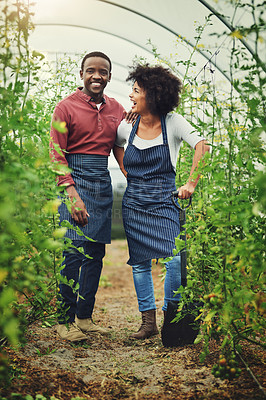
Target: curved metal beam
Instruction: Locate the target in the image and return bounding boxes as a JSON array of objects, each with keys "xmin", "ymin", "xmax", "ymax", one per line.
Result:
[
  {"xmin": 96, "ymin": 0, "xmax": 231, "ymax": 82},
  {"xmin": 35, "ymin": 23, "xmax": 187, "ymax": 81},
  {"xmin": 35, "ymin": 50, "xmax": 130, "ymax": 81},
  {"xmin": 199, "ymin": 0, "xmax": 265, "ymax": 72},
  {"xmin": 35, "ymin": 23, "xmax": 154, "ymax": 56}
]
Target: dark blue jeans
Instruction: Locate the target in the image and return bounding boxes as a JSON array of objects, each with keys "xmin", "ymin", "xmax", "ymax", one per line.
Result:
[{"xmin": 58, "ymin": 240, "xmax": 105, "ymax": 324}]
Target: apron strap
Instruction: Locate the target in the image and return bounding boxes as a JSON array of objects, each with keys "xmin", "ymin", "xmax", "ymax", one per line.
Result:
[
  {"xmin": 160, "ymin": 115, "xmax": 168, "ymax": 145},
  {"xmin": 128, "ymin": 115, "xmax": 141, "ymax": 144}
]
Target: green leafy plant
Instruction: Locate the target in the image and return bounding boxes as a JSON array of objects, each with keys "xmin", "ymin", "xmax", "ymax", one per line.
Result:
[
  {"xmin": 0, "ymin": 0, "xmax": 265, "ymax": 391},
  {"xmin": 0, "ymin": 0, "xmax": 64, "ymax": 382},
  {"xmin": 36, "ymin": 347, "xmax": 56, "ymax": 357},
  {"xmin": 152, "ymin": 0, "xmax": 265, "ymax": 383},
  {"xmin": 0, "ymin": 0, "xmax": 93, "ymax": 388}
]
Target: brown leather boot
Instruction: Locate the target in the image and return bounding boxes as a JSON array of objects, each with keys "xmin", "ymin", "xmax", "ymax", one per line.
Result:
[{"xmin": 130, "ymin": 310, "xmax": 159, "ymax": 340}]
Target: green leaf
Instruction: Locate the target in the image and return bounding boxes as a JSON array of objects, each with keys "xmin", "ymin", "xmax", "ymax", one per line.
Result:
[
  {"xmin": 194, "ymin": 334, "xmax": 204, "ymax": 344},
  {"xmin": 204, "ymin": 310, "xmax": 217, "ymax": 322},
  {"xmin": 52, "ymin": 120, "xmax": 67, "ymax": 133},
  {"xmin": 235, "ymin": 153, "xmax": 243, "ymax": 168}
]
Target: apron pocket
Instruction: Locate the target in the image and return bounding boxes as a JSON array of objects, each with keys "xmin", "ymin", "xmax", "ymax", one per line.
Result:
[{"xmin": 124, "ymin": 181, "xmax": 166, "ymax": 209}]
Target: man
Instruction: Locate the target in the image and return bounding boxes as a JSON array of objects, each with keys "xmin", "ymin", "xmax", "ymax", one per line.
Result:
[{"xmin": 50, "ymin": 51, "xmax": 125, "ymax": 341}]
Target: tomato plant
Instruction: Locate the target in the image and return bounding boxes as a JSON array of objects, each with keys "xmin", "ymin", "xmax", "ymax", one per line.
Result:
[
  {"xmin": 0, "ymin": 0, "xmax": 265, "ymax": 390},
  {"xmin": 152, "ymin": 0, "xmax": 265, "ymax": 382}
]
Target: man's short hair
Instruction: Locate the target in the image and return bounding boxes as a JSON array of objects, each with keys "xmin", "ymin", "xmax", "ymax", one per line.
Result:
[{"xmin": 81, "ymin": 52, "xmax": 112, "ymax": 72}]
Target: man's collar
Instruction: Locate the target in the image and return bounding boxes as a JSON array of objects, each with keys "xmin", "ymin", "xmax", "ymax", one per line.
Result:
[
  {"xmin": 90, "ymin": 96, "xmax": 106, "ymax": 104},
  {"xmin": 77, "ymin": 87, "xmax": 106, "ymax": 104}
]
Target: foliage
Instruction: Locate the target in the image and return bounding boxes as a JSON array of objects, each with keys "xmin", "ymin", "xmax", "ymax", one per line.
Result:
[
  {"xmin": 0, "ymin": 0, "xmax": 91, "ymax": 389},
  {"xmin": 0, "ymin": 0, "xmax": 73, "ymax": 349},
  {"xmin": 152, "ymin": 0, "xmax": 265, "ymax": 380},
  {"xmin": 0, "ymin": 0, "xmax": 265, "ymax": 390}
]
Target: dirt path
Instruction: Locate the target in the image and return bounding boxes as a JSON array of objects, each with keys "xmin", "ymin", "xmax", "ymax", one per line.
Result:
[{"xmin": 2, "ymin": 240, "xmax": 265, "ymax": 400}]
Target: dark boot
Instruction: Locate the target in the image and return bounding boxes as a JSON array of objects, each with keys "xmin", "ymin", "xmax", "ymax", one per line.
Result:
[{"xmin": 130, "ymin": 310, "xmax": 159, "ymax": 340}]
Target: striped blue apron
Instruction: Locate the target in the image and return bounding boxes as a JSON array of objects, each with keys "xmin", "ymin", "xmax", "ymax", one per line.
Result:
[
  {"xmin": 58, "ymin": 154, "xmax": 112, "ymax": 243},
  {"xmin": 122, "ymin": 115, "xmax": 180, "ymax": 265}
]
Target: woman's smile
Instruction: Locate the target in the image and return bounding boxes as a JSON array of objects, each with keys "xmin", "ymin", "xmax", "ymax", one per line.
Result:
[{"xmin": 129, "ymin": 81, "xmax": 148, "ymax": 114}]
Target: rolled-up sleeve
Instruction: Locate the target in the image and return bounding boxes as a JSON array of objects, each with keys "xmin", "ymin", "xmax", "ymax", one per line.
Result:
[{"xmin": 49, "ymin": 106, "xmax": 74, "ymax": 187}]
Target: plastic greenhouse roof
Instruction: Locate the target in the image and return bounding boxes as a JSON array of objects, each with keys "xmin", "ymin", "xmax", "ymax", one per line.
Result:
[{"xmin": 29, "ymin": 0, "xmax": 265, "ymax": 109}]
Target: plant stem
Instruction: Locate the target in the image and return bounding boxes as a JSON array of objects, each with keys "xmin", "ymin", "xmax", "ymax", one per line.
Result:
[
  {"xmin": 232, "ymin": 321, "xmax": 266, "ymax": 349},
  {"xmin": 234, "ymin": 346, "xmax": 266, "ymax": 397}
]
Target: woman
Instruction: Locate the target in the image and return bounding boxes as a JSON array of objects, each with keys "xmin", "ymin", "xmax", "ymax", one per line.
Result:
[{"xmin": 114, "ymin": 64, "xmax": 210, "ymax": 339}]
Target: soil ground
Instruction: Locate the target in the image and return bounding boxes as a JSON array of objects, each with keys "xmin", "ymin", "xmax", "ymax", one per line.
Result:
[{"xmin": 2, "ymin": 240, "xmax": 266, "ymax": 400}]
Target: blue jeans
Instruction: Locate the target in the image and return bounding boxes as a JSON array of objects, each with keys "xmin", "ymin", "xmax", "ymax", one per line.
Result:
[
  {"xmin": 132, "ymin": 255, "xmax": 181, "ymax": 312},
  {"xmin": 58, "ymin": 240, "xmax": 105, "ymax": 324}
]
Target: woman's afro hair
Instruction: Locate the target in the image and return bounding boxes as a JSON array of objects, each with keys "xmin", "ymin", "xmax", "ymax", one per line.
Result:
[{"xmin": 126, "ymin": 63, "xmax": 182, "ymax": 115}]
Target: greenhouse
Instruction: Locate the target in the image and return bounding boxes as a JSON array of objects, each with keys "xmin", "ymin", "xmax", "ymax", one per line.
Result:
[{"xmin": 0, "ymin": 0, "xmax": 265, "ymax": 399}]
